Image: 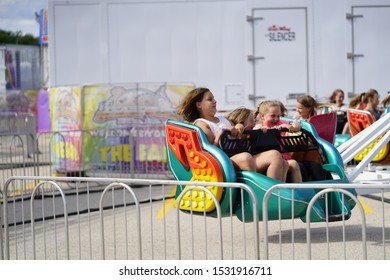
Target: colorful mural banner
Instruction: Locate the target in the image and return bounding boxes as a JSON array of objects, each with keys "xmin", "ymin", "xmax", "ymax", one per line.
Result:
[
  {"xmin": 84, "ymin": 126, "xmax": 167, "ymax": 174},
  {"xmin": 48, "ymin": 83, "xmax": 193, "ymax": 174},
  {"xmin": 49, "ymin": 86, "xmax": 82, "ymax": 172},
  {"xmin": 82, "ymin": 83, "xmax": 191, "ymax": 129},
  {"xmin": 82, "ymin": 83, "xmax": 193, "ymax": 174}
]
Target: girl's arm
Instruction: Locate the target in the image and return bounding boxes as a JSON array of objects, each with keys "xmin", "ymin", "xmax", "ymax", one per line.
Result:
[
  {"xmin": 195, "ymin": 120, "xmax": 216, "ymax": 145},
  {"xmin": 196, "ymin": 120, "xmax": 240, "ymax": 147}
]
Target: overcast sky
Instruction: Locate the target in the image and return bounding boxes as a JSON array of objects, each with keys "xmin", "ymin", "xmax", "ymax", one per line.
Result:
[{"xmin": 0, "ymin": 0, "xmax": 48, "ymax": 37}]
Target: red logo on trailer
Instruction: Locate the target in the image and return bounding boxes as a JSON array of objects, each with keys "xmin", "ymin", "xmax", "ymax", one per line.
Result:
[{"xmin": 266, "ymin": 25, "xmax": 295, "ymax": 42}]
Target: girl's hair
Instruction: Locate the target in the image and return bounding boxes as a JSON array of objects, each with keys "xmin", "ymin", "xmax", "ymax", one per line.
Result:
[
  {"xmin": 349, "ymin": 88, "xmax": 379, "ymax": 108},
  {"xmin": 253, "ymin": 100, "xmax": 281, "ymax": 119},
  {"xmin": 296, "ymin": 95, "xmax": 319, "ymax": 117},
  {"xmin": 382, "ymin": 92, "xmax": 390, "ymax": 108},
  {"xmin": 329, "ymin": 88, "xmax": 345, "ymax": 104},
  {"xmin": 177, "ymin": 87, "xmax": 210, "ymax": 122},
  {"xmin": 276, "ymin": 100, "xmax": 288, "ymax": 117},
  {"xmin": 226, "ymin": 107, "xmax": 253, "ymax": 125}
]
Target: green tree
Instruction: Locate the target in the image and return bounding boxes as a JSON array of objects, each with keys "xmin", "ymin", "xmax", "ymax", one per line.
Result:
[{"xmin": 0, "ymin": 29, "xmax": 39, "ymax": 46}]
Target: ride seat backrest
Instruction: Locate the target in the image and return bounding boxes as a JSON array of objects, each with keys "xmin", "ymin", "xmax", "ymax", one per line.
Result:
[
  {"xmin": 307, "ymin": 112, "xmax": 337, "ymax": 144},
  {"xmin": 347, "ymin": 109, "xmax": 390, "ymax": 163},
  {"xmin": 347, "ymin": 109, "xmax": 374, "ymax": 136},
  {"xmin": 283, "ymin": 130, "xmax": 327, "ymax": 165},
  {"xmin": 219, "ymin": 130, "xmax": 281, "ymax": 157},
  {"xmin": 166, "ymin": 120, "xmax": 235, "ymax": 213}
]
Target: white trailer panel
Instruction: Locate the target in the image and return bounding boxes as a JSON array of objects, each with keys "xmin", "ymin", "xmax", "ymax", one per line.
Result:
[{"xmin": 49, "ymin": 0, "xmax": 390, "ymax": 110}]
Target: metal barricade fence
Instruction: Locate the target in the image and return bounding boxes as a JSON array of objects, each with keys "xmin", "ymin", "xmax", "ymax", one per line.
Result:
[
  {"xmin": 1, "ymin": 176, "xmax": 390, "ymax": 260},
  {"xmin": 0, "ymin": 112, "xmax": 36, "ymax": 157},
  {"xmin": 1, "ymin": 176, "xmax": 259, "ymax": 260},
  {"xmin": 262, "ymin": 183, "xmax": 390, "ymax": 260},
  {"xmin": 0, "ymin": 112, "xmax": 36, "ymax": 135},
  {"xmin": 1, "ymin": 125, "xmax": 173, "ymax": 194}
]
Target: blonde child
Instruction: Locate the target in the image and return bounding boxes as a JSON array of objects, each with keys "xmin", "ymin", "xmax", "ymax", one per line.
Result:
[
  {"xmin": 254, "ymin": 100, "xmax": 301, "ymax": 132},
  {"xmin": 225, "ymin": 107, "xmax": 256, "ymax": 130},
  {"xmin": 225, "ymin": 106, "xmax": 289, "ymax": 181},
  {"xmin": 253, "ymin": 101, "xmax": 302, "ymax": 183}
]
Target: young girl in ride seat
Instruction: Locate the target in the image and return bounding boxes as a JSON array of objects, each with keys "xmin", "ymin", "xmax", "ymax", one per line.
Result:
[
  {"xmin": 252, "ymin": 100, "xmax": 302, "ymax": 183},
  {"xmin": 349, "ymin": 89, "xmax": 381, "ymax": 120},
  {"xmin": 294, "ymin": 95, "xmax": 320, "ymax": 120},
  {"xmin": 226, "ymin": 106, "xmax": 304, "ymax": 183},
  {"xmin": 254, "ymin": 100, "xmax": 331, "ymax": 182},
  {"xmin": 329, "ymin": 89, "xmax": 348, "ymax": 134}
]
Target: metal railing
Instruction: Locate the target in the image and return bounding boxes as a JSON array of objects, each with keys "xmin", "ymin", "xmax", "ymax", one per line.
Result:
[
  {"xmin": 1, "ymin": 176, "xmax": 390, "ymax": 260},
  {"xmin": 1, "ymin": 176, "xmax": 259, "ymax": 260}
]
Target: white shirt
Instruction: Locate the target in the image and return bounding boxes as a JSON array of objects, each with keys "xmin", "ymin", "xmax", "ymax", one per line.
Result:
[
  {"xmin": 193, "ymin": 116, "xmax": 231, "ymax": 136},
  {"xmin": 330, "ymin": 103, "xmax": 348, "ymax": 115}
]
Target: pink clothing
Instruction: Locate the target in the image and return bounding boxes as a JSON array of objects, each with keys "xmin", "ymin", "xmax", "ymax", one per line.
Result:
[
  {"xmin": 253, "ymin": 123, "xmax": 262, "ymax": 130},
  {"xmin": 253, "ymin": 120, "xmax": 289, "ymax": 130},
  {"xmin": 281, "ymin": 152, "xmax": 292, "ymax": 160}
]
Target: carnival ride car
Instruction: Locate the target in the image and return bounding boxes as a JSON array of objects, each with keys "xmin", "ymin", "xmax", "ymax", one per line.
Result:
[
  {"xmin": 165, "ymin": 118, "xmax": 356, "ymax": 223},
  {"xmin": 347, "ymin": 109, "xmax": 390, "ymax": 164}
]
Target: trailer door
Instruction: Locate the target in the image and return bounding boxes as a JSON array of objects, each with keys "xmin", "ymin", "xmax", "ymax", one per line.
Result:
[
  {"xmin": 248, "ymin": 8, "xmax": 309, "ymax": 105},
  {"xmin": 348, "ymin": 5, "xmax": 390, "ymax": 96}
]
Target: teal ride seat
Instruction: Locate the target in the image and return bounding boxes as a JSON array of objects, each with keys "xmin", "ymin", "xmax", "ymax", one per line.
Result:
[
  {"xmin": 334, "ymin": 134, "xmax": 351, "ymax": 147},
  {"xmin": 166, "ymin": 119, "xmax": 237, "ymax": 217},
  {"xmin": 166, "ymin": 119, "xmax": 356, "ymax": 223},
  {"xmin": 234, "ymin": 171, "xmax": 326, "ymax": 222}
]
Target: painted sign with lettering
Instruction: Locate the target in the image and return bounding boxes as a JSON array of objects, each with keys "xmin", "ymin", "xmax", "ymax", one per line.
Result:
[
  {"xmin": 49, "ymin": 86, "xmax": 82, "ymax": 172},
  {"xmin": 82, "ymin": 83, "xmax": 192, "ymax": 174}
]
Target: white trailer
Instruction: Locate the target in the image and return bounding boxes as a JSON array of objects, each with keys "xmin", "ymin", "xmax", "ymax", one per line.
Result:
[{"xmin": 48, "ymin": 0, "xmax": 390, "ymax": 111}]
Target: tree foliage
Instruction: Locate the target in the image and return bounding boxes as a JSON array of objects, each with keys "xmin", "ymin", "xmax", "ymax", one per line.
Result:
[{"xmin": 0, "ymin": 29, "xmax": 39, "ymax": 46}]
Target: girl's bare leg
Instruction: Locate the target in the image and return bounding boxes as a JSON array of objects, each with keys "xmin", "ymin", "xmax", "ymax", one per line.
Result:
[
  {"xmin": 230, "ymin": 152, "xmax": 256, "ymax": 171},
  {"xmin": 253, "ymin": 150, "xmax": 286, "ymax": 181},
  {"xmin": 283, "ymin": 160, "xmax": 289, "ymax": 182},
  {"xmin": 287, "ymin": 159, "xmax": 302, "ymax": 183}
]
